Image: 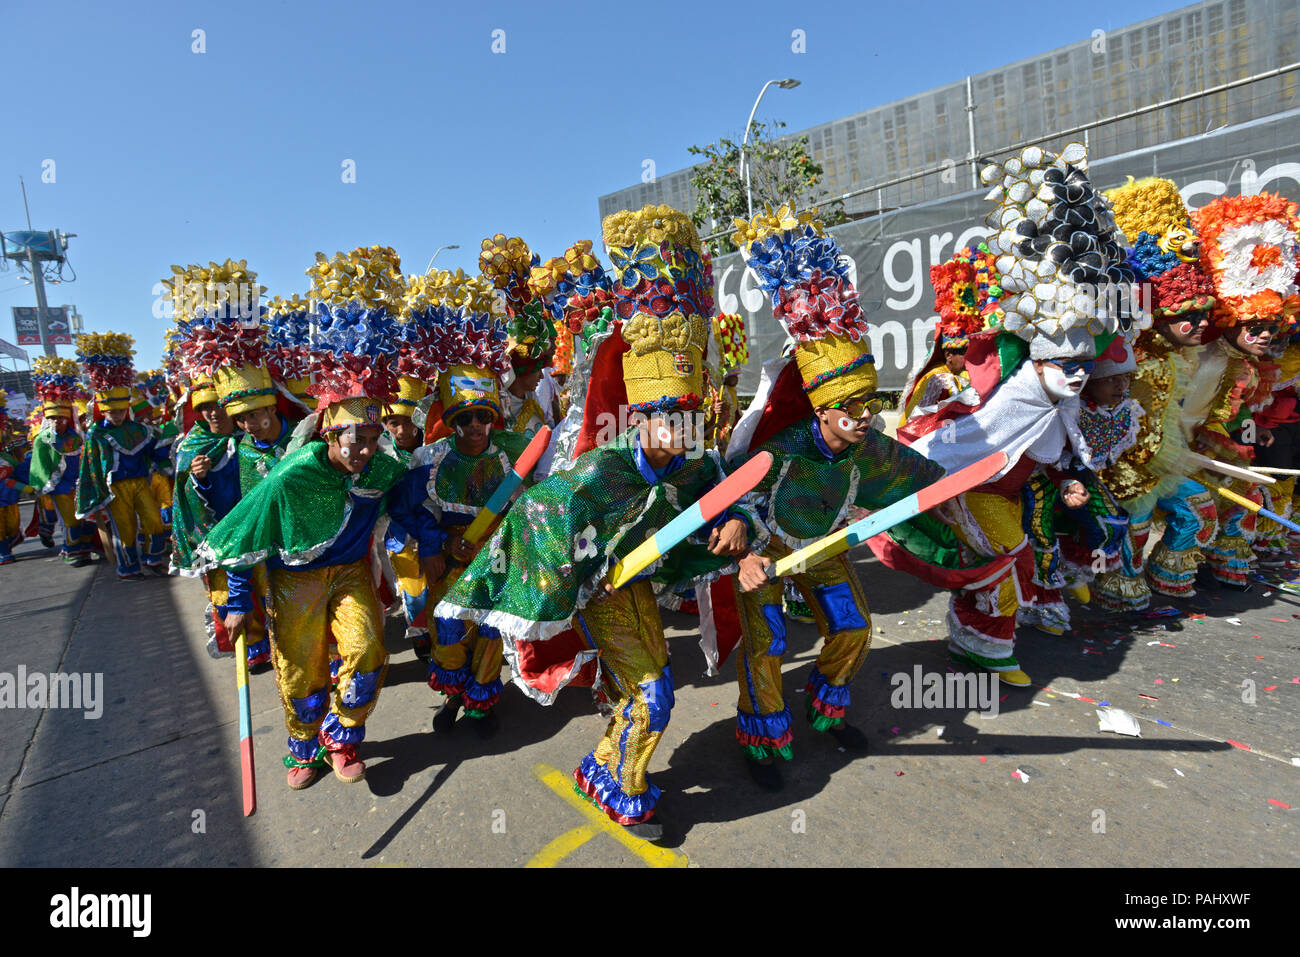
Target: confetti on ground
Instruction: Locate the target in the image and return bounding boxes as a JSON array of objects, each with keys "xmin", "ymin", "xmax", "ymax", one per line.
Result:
[
  {"xmin": 1174, "ymin": 769, "xmax": 1184, "ymax": 776},
  {"xmin": 1147, "ymin": 640, "xmax": 1162, "ymax": 646},
  {"xmin": 979, "ymin": 756, "xmax": 987, "ymax": 762},
  {"xmin": 1225, "ymin": 618, "xmax": 1243, "ymax": 626},
  {"xmin": 1255, "ymin": 656, "xmax": 1265, "ymax": 660},
  {"xmin": 1032, "ymin": 701, "xmax": 1051, "ymax": 707},
  {"xmin": 890, "ymin": 727, "xmax": 900, "ymax": 735},
  {"xmin": 895, "ymin": 771, "xmax": 904, "ymax": 776},
  {"xmin": 1099, "ymin": 700, "xmax": 1110, "ymax": 706},
  {"xmin": 1155, "ymin": 719, "xmax": 1173, "ymax": 727},
  {"xmin": 1138, "ymin": 693, "xmax": 1159, "ymax": 701},
  {"xmin": 1012, "ymin": 769, "xmax": 1030, "ymax": 783},
  {"xmin": 935, "ymin": 726, "xmax": 944, "ymax": 737},
  {"xmin": 1097, "ymin": 707, "xmax": 1142, "ymax": 737},
  {"xmin": 1227, "ymin": 739, "xmax": 1251, "ymax": 751},
  {"xmin": 1253, "ymin": 635, "xmax": 1262, "ymax": 639},
  {"xmin": 1267, "ymin": 799, "xmax": 1291, "ymax": 809},
  {"xmin": 1292, "ymin": 758, "xmax": 1300, "ymax": 767},
  {"xmin": 1268, "ymin": 618, "xmax": 1288, "ymax": 623},
  {"xmin": 1265, "ymin": 686, "xmax": 1278, "ymax": 692},
  {"xmin": 1154, "ymin": 679, "xmax": 1164, "ymax": 684}
]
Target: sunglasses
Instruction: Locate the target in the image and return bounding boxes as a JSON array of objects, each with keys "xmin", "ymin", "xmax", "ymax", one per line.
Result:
[
  {"xmin": 1058, "ymin": 359, "xmax": 1096, "ymax": 375},
  {"xmin": 830, "ymin": 394, "xmax": 885, "ymax": 419},
  {"xmin": 454, "ymin": 408, "xmax": 495, "ymax": 426}
]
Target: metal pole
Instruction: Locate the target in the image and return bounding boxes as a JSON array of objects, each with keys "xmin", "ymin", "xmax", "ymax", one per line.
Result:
[
  {"xmin": 742, "ymin": 80, "xmax": 778, "ymax": 219},
  {"xmin": 965, "ymin": 76, "xmax": 979, "ymax": 190},
  {"xmin": 26, "ymin": 247, "xmax": 55, "ymax": 358},
  {"xmin": 425, "ymin": 244, "xmax": 459, "ymax": 273}
]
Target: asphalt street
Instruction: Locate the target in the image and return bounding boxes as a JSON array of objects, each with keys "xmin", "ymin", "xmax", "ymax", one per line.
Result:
[{"xmin": 0, "ymin": 529, "xmax": 1296, "ymax": 868}]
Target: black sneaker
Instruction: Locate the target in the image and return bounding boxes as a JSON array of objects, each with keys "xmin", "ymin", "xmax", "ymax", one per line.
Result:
[
  {"xmin": 827, "ymin": 723, "xmax": 870, "ymax": 752},
  {"xmin": 72, "ymin": 555, "xmax": 94, "ymax": 568},
  {"xmin": 433, "ymin": 697, "xmax": 461, "ymax": 733},
  {"xmin": 624, "ymin": 818, "xmax": 664, "ymax": 842},
  {"xmin": 746, "ymin": 758, "xmax": 784, "ymax": 792},
  {"xmin": 471, "ymin": 709, "xmax": 500, "ymax": 740},
  {"xmin": 39, "ymin": 534, "xmax": 55, "ymax": 548}
]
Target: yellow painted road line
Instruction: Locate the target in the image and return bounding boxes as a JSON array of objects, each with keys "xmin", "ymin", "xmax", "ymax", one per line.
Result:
[
  {"xmin": 525, "ymin": 824, "xmax": 601, "ymax": 868},
  {"xmin": 531, "ymin": 763, "xmax": 689, "ymax": 868}
]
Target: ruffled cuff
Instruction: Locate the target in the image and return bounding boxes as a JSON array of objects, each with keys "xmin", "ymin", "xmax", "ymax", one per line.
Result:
[
  {"xmin": 320, "ymin": 713, "xmax": 364, "ymax": 746},
  {"xmin": 573, "ymin": 752, "xmax": 659, "ymax": 825},
  {"xmin": 805, "ymin": 667, "xmax": 850, "ymax": 728},
  {"xmin": 287, "ymin": 734, "xmax": 322, "ymax": 763},
  {"xmin": 736, "ymin": 706, "xmax": 794, "ymax": 754},
  {"xmin": 463, "ymin": 677, "xmax": 503, "ymax": 716},
  {"xmin": 428, "ymin": 663, "xmax": 469, "ymax": 698}
]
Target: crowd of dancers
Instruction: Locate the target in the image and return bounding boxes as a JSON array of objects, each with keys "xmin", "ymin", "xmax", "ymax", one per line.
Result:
[{"xmin": 1, "ymin": 141, "xmax": 1298, "ymax": 843}]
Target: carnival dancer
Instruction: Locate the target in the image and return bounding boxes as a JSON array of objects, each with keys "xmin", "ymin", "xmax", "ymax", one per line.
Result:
[
  {"xmin": 898, "ymin": 247, "xmax": 985, "ymax": 426},
  {"xmin": 436, "ymin": 206, "xmax": 763, "ymax": 839},
  {"xmin": 1181, "ymin": 193, "xmax": 1300, "ymax": 588},
  {"xmin": 388, "ymin": 268, "xmax": 531, "ymax": 735},
  {"xmin": 1091, "ymin": 176, "xmax": 1220, "ymax": 607},
  {"xmin": 872, "ymin": 143, "xmax": 1137, "ymax": 684},
  {"xmin": 135, "ymin": 369, "xmax": 178, "ymax": 528},
  {"xmin": 687, "ymin": 205, "xmax": 944, "ymax": 789},
  {"xmin": 379, "ymin": 367, "xmax": 432, "ymax": 662},
  {"xmin": 168, "ymin": 326, "xmax": 243, "ymax": 658},
  {"xmin": 0, "ymin": 393, "xmax": 36, "ymax": 565},
  {"xmin": 708, "ymin": 312, "xmax": 747, "ymax": 453},
  {"xmin": 28, "ymin": 357, "xmax": 95, "ymax": 564},
  {"xmin": 163, "ymin": 259, "xmax": 280, "ymax": 669},
  {"xmin": 75, "ymin": 333, "xmax": 172, "ymax": 579},
  {"xmin": 1252, "ymin": 332, "xmax": 1300, "ymax": 568},
  {"xmin": 202, "ymin": 244, "xmax": 428, "ymax": 789},
  {"xmin": 1017, "ymin": 336, "xmax": 1139, "ymax": 634},
  {"xmin": 480, "ymin": 236, "xmax": 562, "ymax": 474}
]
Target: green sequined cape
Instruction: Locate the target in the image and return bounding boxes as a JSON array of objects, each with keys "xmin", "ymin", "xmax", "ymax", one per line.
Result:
[
  {"xmin": 436, "ymin": 428, "xmax": 761, "ymax": 642},
  {"xmin": 171, "ymin": 425, "xmax": 240, "ymax": 574},
  {"xmin": 75, "ymin": 420, "xmax": 154, "ymax": 518},
  {"xmin": 199, "ymin": 441, "xmax": 406, "ymax": 572},
  {"xmin": 413, "ymin": 429, "xmax": 531, "ymax": 520},
  {"xmin": 745, "ymin": 419, "xmax": 947, "ymax": 547},
  {"xmin": 29, "ymin": 426, "xmax": 80, "ymax": 496}
]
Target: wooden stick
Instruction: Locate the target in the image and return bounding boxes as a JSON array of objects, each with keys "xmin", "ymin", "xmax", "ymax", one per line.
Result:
[{"xmin": 233, "ymin": 629, "xmax": 257, "ymax": 817}]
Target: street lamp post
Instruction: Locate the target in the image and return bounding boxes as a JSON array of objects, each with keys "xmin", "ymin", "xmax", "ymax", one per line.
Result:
[
  {"xmin": 740, "ymin": 78, "xmax": 801, "ymax": 219},
  {"xmin": 425, "ymin": 244, "xmax": 460, "ymax": 273}
]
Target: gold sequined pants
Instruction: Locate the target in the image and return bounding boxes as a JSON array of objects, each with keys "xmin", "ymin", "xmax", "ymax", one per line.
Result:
[
  {"xmin": 733, "ymin": 537, "xmax": 872, "ymax": 756},
  {"xmin": 571, "ymin": 579, "xmax": 672, "ymax": 824},
  {"xmin": 429, "ymin": 561, "xmax": 504, "ymax": 715},
  {"xmin": 105, "ymin": 476, "xmax": 169, "ymax": 574},
  {"xmin": 268, "ymin": 560, "xmax": 388, "ymax": 751}
]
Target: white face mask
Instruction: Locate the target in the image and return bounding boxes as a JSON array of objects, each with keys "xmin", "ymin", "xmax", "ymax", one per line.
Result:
[{"xmin": 1040, "ymin": 362, "xmax": 1089, "ymax": 402}]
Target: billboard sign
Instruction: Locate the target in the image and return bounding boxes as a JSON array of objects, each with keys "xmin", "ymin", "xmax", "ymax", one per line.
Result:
[
  {"xmin": 12, "ymin": 305, "xmax": 72, "ymax": 347},
  {"xmin": 713, "ymin": 110, "xmax": 1300, "ymax": 393}
]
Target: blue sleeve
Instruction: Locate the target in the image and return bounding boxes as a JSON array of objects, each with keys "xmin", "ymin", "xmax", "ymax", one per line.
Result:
[
  {"xmin": 224, "ymin": 568, "xmax": 253, "ymax": 613},
  {"xmin": 195, "ymin": 459, "xmax": 242, "ymax": 520},
  {"xmin": 386, "ymin": 465, "xmax": 447, "ymax": 557}
]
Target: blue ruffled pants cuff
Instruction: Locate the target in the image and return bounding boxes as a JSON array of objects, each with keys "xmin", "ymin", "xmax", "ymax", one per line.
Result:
[
  {"xmin": 320, "ymin": 712, "xmax": 364, "ymax": 745},
  {"xmin": 573, "ymin": 752, "xmax": 659, "ymax": 825}
]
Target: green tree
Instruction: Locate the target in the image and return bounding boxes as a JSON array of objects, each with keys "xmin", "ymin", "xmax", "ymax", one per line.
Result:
[{"xmin": 687, "ymin": 119, "xmax": 845, "ymax": 257}]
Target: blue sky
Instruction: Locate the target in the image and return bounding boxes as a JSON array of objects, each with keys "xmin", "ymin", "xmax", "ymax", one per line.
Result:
[{"xmin": 1, "ymin": 0, "xmax": 1188, "ymax": 366}]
